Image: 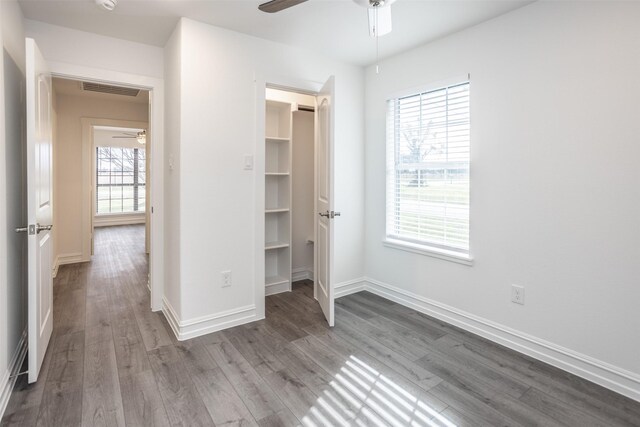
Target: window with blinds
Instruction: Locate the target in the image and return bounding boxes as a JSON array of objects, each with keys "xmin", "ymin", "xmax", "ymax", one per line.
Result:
[{"xmin": 386, "ymin": 81, "xmax": 470, "ymax": 256}]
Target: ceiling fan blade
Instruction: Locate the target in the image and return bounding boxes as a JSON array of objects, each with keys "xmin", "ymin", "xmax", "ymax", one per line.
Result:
[
  {"xmin": 258, "ymin": 0, "xmax": 308, "ymax": 13},
  {"xmin": 112, "ymin": 136, "xmax": 136, "ymax": 139}
]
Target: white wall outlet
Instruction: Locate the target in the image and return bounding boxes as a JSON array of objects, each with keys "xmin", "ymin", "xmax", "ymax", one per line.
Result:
[
  {"xmin": 511, "ymin": 284, "xmax": 525, "ymax": 305},
  {"xmin": 221, "ymin": 270, "xmax": 232, "ymax": 288}
]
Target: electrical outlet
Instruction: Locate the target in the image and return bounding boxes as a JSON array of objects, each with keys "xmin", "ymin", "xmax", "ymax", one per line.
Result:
[
  {"xmin": 221, "ymin": 270, "xmax": 232, "ymax": 288},
  {"xmin": 511, "ymin": 284, "xmax": 525, "ymax": 305}
]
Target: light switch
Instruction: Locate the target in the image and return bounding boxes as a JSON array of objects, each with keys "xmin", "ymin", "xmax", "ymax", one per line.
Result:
[{"xmin": 244, "ymin": 155, "xmax": 254, "ymax": 170}]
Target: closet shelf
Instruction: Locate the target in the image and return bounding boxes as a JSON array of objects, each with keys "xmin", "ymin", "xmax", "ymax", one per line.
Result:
[
  {"xmin": 265, "ymin": 208, "xmax": 290, "ymax": 213},
  {"xmin": 265, "ymin": 241, "xmax": 289, "ymax": 250},
  {"xmin": 266, "ymin": 136, "xmax": 290, "ymax": 142},
  {"xmin": 265, "ymin": 172, "xmax": 290, "ymax": 176}
]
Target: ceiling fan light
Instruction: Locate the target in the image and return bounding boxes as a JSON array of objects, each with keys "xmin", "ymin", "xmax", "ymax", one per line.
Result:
[
  {"xmin": 95, "ymin": 0, "xmax": 117, "ymax": 12},
  {"xmin": 368, "ymin": 6, "xmax": 392, "ymax": 37}
]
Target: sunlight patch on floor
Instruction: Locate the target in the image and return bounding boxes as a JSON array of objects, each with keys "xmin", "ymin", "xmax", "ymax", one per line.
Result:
[{"xmin": 300, "ymin": 355, "xmax": 457, "ymax": 426}]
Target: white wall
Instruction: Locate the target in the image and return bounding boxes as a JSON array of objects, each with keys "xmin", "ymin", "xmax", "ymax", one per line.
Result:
[
  {"xmin": 291, "ymin": 110, "xmax": 314, "ymax": 276},
  {"xmin": 364, "ymin": 1, "xmax": 640, "ymax": 399},
  {"xmin": 25, "ymin": 20, "xmax": 163, "ymax": 79},
  {"xmin": 164, "ymin": 18, "xmax": 364, "ymax": 336},
  {"xmin": 163, "ymin": 21, "xmax": 182, "ymax": 320},
  {"xmin": 54, "ymin": 93, "xmax": 149, "ymax": 264},
  {"xmin": 0, "ymin": 0, "xmax": 26, "ymax": 417}
]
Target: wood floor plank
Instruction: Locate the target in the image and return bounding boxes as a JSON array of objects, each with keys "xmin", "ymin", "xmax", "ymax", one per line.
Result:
[
  {"xmin": 36, "ymin": 331, "xmax": 85, "ymax": 427},
  {"xmin": 346, "ymin": 293, "xmax": 446, "ymax": 340},
  {"xmin": 264, "ymin": 310, "xmax": 309, "ymax": 342},
  {"xmin": 35, "ymin": 386, "xmax": 83, "ymax": 427},
  {"xmin": 130, "ymin": 302, "xmax": 173, "ymax": 352},
  {"xmin": 263, "ymin": 369, "xmax": 319, "ymax": 421},
  {"xmin": 329, "ymin": 317, "xmax": 443, "ymax": 391},
  {"xmin": 292, "ymin": 332, "xmax": 447, "ymax": 426},
  {"xmin": 429, "ymin": 381, "xmax": 522, "ymax": 427},
  {"xmin": 118, "ymin": 370, "xmax": 171, "ymax": 427},
  {"xmin": 271, "ymin": 293, "xmax": 326, "ymax": 326},
  {"xmin": 335, "ymin": 306, "xmax": 430, "ymax": 361},
  {"xmin": 82, "ymin": 335, "xmax": 126, "ymax": 426},
  {"xmin": 52, "ymin": 288, "xmax": 86, "ymax": 337},
  {"xmin": 222, "ymin": 326, "xmax": 286, "ymax": 377},
  {"xmin": 435, "ymin": 333, "xmax": 640, "ymax": 426},
  {"xmin": 175, "ymin": 342, "xmax": 258, "ymax": 427},
  {"xmin": 255, "ymin": 408, "xmax": 299, "ymax": 427},
  {"xmin": 110, "ymin": 308, "xmax": 151, "ymax": 377},
  {"xmin": 204, "ymin": 340, "xmax": 285, "ymax": 420},
  {"xmin": 519, "ymin": 387, "xmax": 612, "ymax": 427},
  {"xmin": 147, "ymin": 345, "xmax": 215, "ymax": 426}
]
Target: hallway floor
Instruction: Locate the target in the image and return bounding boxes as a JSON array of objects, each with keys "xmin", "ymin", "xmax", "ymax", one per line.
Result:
[{"xmin": 2, "ymin": 225, "xmax": 640, "ymax": 426}]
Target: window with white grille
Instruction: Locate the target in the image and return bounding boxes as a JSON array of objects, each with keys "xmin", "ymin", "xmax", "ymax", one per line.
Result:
[
  {"xmin": 386, "ymin": 81, "xmax": 470, "ymax": 257},
  {"xmin": 96, "ymin": 146, "xmax": 146, "ymax": 214}
]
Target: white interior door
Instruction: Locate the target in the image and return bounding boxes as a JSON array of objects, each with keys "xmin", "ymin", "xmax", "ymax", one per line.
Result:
[
  {"xmin": 25, "ymin": 38, "xmax": 54, "ymax": 384},
  {"xmin": 314, "ymin": 76, "xmax": 335, "ymax": 326}
]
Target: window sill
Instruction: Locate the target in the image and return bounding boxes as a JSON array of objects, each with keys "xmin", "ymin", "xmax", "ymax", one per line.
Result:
[
  {"xmin": 95, "ymin": 212, "xmax": 145, "ymax": 217},
  {"xmin": 383, "ymin": 238, "xmax": 473, "ymax": 266}
]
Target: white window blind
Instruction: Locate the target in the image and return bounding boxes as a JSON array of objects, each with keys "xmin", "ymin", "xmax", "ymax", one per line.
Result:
[{"xmin": 386, "ymin": 81, "xmax": 470, "ymax": 255}]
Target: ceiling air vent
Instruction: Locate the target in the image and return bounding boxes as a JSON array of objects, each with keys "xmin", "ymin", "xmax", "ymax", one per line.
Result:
[{"xmin": 82, "ymin": 82, "xmax": 140, "ymax": 97}]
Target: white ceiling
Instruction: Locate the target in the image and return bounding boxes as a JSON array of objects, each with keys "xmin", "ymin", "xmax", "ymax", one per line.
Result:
[{"xmin": 19, "ymin": 0, "xmax": 534, "ymax": 66}]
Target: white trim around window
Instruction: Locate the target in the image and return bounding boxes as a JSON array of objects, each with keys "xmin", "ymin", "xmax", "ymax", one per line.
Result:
[{"xmin": 385, "ymin": 77, "xmax": 471, "ymax": 263}]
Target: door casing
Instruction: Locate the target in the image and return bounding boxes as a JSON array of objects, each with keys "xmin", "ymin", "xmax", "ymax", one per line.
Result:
[
  {"xmin": 254, "ymin": 74, "xmax": 334, "ymax": 321},
  {"xmin": 48, "ymin": 61, "xmax": 165, "ymax": 312}
]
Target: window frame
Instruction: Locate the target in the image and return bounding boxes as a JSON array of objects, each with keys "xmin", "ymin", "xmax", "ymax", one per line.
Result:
[
  {"xmin": 384, "ymin": 76, "xmax": 473, "ymax": 265},
  {"xmin": 95, "ymin": 145, "xmax": 146, "ymax": 216}
]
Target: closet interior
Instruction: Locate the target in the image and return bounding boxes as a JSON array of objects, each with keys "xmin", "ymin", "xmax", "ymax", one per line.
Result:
[{"xmin": 264, "ymin": 88, "xmax": 315, "ymax": 296}]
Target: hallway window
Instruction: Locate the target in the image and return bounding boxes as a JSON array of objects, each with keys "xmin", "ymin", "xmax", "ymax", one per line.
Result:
[
  {"xmin": 96, "ymin": 147, "xmax": 146, "ymax": 214},
  {"xmin": 386, "ymin": 80, "xmax": 470, "ymax": 259}
]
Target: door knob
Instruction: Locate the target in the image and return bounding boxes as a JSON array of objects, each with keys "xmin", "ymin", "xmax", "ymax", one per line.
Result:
[
  {"xmin": 318, "ymin": 211, "xmax": 341, "ymax": 219},
  {"xmin": 36, "ymin": 223, "xmax": 53, "ymax": 233}
]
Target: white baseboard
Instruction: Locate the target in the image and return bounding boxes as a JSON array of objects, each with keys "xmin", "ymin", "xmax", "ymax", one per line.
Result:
[
  {"xmin": 362, "ymin": 277, "xmax": 640, "ymax": 402},
  {"xmin": 52, "ymin": 252, "xmax": 84, "ymax": 278},
  {"xmin": 57, "ymin": 252, "xmax": 84, "ymax": 266},
  {"xmin": 162, "ymin": 297, "xmax": 258, "ymax": 341},
  {"xmin": 0, "ymin": 329, "xmax": 28, "ymax": 420},
  {"xmin": 52, "ymin": 255, "xmax": 60, "ymax": 278},
  {"xmin": 335, "ymin": 277, "xmax": 367, "ymax": 298},
  {"xmin": 265, "ymin": 281, "xmax": 291, "ymax": 296},
  {"xmin": 292, "ymin": 267, "xmax": 313, "ymax": 282},
  {"xmin": 94, "ymin": 215, "xmax": 145, "ymax": 227}
]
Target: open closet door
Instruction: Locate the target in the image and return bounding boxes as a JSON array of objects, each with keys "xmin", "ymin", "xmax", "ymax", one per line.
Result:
[
  {"xmin": 25, "ymin": 38, "xmax": 54, "ymax": 383},
  {"xmin": 314, "ymin": 76, "xmax": 335, "ymax": 326}
]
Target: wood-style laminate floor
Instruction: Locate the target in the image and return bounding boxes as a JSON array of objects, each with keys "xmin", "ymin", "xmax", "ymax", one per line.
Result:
[{"xmin": 2, "ymin": 224, "xmax": 640, "ymax": 426}]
